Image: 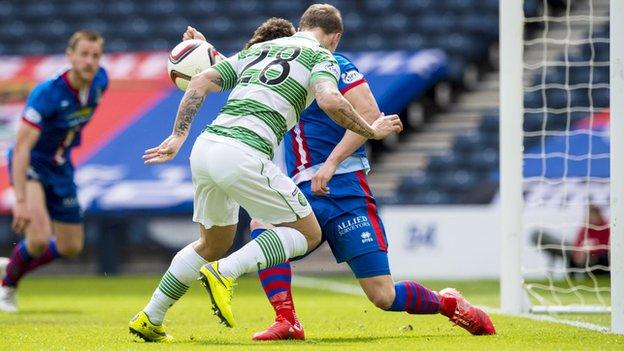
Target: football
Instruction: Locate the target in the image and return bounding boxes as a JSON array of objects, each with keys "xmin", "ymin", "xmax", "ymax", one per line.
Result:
[{"xmin": 167, "ymin": 39, "xmax": 217, "ymax": 91}]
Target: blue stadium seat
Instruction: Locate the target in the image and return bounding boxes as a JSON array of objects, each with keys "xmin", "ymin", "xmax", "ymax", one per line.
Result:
[
  {"xmin": 0, "ymin": 1, "xmax": 17, "ymax": 22},
  {"xmin": 468, "ymin": 148, "xmax": 499, "ymax": 173},
  {"xmin": 441, "ymin": 170, "xmax": 479, "ymax": 193},
  {"xmin": 399, "ymin": 0, "xmax": 436, "ymax": 13},
  {"xmin": 524, "ymin": 0, "xmax": 541, "ymax": 17},
  {"xmin": 415, "ymin": 14, "xmax": 455, "ymax": 36},
  {"xmin": 523, "ymin": 112, "xmax": 545, "ymax": 132},
  {"xmin": 524, "ymin": 91, "xmax": 544, "ymax": 109},
  {"xmin": 570, "ymin": 88, "xmax": 591, "ymax": 107},
  {"xmin": 398, "ymin": 174, "xmax": 433, "ymax": 190},
  {"xmin": 437, "ymin": 34, "xmax": 487, "ymax": 61},
  {"xmin": 593, "ymin": 66, "xmax": 610, "ymax": 84},
  {"xmin": 412, "ymin": 190, "xmax": 455, "ymax": 205},
  {"xmin": 545, "ymin": 88, "xmax": 569, "ymax": 109},
  {"xmin": 452, "ymin": 134, "xmax": 483, "ymax": 155},
  {"xmin": 443, "ymin": 0, "xmax": 475, "ymax": 13},
  {"xmin": 544, "ymin": 66, "xmax": 566, "ymax": 84},
  {"xmin": 592, "ymin": 88, "xmax": 610, "ymax": 108},
  {"xmin": 570, "ymin": 66, "xmax": 591, "ymax": 85},
  {"xmin": 363, "ymin": 0, "xmax": 394, "ymax": 13},
  {"xmin": 343, "ymin": 12, "xmax": 364, "ymax": 33},
  {"xmin": 426, "ymin": 154, "xmax": 462, "ymax": 175},
  {"xmin": 479, "ymin": 113, "xmax": 499, "ymax": 133},
  {"xmin": 189, "ymin": 0, "xmax": 219, "ymax": 15}
]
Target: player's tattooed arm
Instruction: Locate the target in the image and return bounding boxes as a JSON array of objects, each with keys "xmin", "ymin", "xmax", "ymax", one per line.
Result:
[
  {"xmin": 312, "ymin": 78, "xmax": 375, "ymax": 139},
  {"xmin": 173, "ymin": 88, "xmax": 205, "ymax": 137},
  {"xmin": 172, "ymin": 68, "xmax": 225, "ymax": 137},
  {"xmin": 313, "ymin": 77, "xmax": 403, "ymax": 140}
]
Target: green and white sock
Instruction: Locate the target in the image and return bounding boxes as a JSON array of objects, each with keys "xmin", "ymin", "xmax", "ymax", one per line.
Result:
[
  {"xmin": 143, "ymin": 243, "xmax": 207, "ymax": 324},
  {"xmin": 218, "ymin": 227, "xmax": 308, "ymax": 279}
]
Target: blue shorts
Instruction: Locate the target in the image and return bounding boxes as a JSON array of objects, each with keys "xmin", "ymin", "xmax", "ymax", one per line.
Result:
[
  {"xmin": 299, "ymin": 171, "xmax": 390, "ymax": 278},
  {"xmin": 8, "ymin": 151, "xmax": 83, "ymax": 223}
]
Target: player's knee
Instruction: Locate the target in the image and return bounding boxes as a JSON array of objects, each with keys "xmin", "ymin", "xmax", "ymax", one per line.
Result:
[
  {"xmin": 368, "ymin": 291, "xmax": 395, "ymax": 310},
  {"xmin": 56, "ymin": 241, "xmax": 83, "ymax": 258},
  {"xmin": 307, "ymin": 233, "xmax": 321, "ymax": 248},
  {"xmin": 366, "ymin": 283, "xmax": 395, "ymax": 310},
  {"xmin": 250, "ymin": 219, "xmax": 270, "ymax": 231},
  {"xmin": 195, "ymin": 235, "xmax": 234, "ymax": 261},
  {"xmin": 27, "ymin": 238, "xmax": 49, "ymax": 256}
]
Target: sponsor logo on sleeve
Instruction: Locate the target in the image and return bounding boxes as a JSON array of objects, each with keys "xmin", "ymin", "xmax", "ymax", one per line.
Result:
[
  {"xmin": 324, "ymin": 62, "xmax": 340, "ymax": 78},
  {"xmin": 24, "ymin": 107, "xmax": 42, "ymax": 124},
  {"xmin": 341, "ymin": 70, "xmax": 364, "ymax": 85}
]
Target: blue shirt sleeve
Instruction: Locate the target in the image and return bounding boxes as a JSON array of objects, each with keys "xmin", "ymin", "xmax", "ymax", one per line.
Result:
[
  {"xmin": 334, "ymin": 53, "xmax": 366, "ymax": 94},
  {"xmin": 22, "ymin": 81, "xmax": 56, "ymax": 129}
]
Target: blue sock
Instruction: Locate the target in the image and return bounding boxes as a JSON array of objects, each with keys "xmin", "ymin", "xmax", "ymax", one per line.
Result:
[
  {"xmin": 389, "ymin": 281, "xmax": 440, "ymax": 314},
  {"xmin": 251, "ymin": 228, "xmax": 297, "ymax": 324}
]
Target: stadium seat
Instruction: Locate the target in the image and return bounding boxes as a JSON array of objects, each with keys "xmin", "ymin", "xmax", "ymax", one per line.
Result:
[
  {"xmin": 592, "ymin": 88, "xmax": 610, "ymax": 108},
  {"xmin": 478, "ymin": 113, "xmax": 500, "ymax": 134},
  {"xmin": 452, "ymin": 134, "xmax": 483, "ymax": 156},
  {"xmin": 524, "ymin": 91, "xmax": 544, "ymax": 109},
  {"xmin": 545, "ymin": 88, "xmax": 569, "ymax": 110},
  {"xmin": 468, "ymin": 149, "xmax": 499, "ymax": 173},
  {"xmin": 426, "ymin": 154, "xmax": 462, "ymax": 175},
  {"xmin": 413, "ymin": 190, "xmax": 455, "ymax": 205}
]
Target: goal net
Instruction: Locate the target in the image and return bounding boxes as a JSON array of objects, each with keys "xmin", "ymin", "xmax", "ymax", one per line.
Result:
[
  {"xmin": 500, "ymin": 0, "xmax": 622, "ymax": 330},
  {"xmin": 521, "ymin": 0, "xmax": 611, "ymax": 314}
]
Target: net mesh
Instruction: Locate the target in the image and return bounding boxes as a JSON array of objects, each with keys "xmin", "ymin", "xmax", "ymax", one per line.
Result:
[{"xmin": 521, "ymin": 0, "xmax": 611, "ymax": 312}]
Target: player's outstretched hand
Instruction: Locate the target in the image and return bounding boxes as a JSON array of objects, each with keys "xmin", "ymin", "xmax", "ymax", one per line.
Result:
[
  {"xmin": 371, "ymin": 113, "xmax": 403, "ymax": 140},
  {"xmin": 311, "ymin": 161, "xmax": 339, "ymax": 196},
  {"xmin": 11, "ymin": 201, "xmax": 31, "ymax": 234},
  {"xmin": 143, "ymin": 135, "xmax": 185, "ymax": 164},
  {"xmin": 182, "ymin": 26, "xmax": 207, "ymax": 42}
]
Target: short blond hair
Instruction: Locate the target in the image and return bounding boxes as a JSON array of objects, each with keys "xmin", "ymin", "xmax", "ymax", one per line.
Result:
[
  {"xmin": 299, "ymin": 4, "xmax": 343, "ymax": 34},
  {"xmin": 67, "ymin": 30, "xmax": 104, "ymax": 50}
]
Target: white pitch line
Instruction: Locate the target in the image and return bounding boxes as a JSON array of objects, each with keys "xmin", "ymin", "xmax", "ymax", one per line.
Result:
[{"xmin": 292, "ymin": 276, "xmax": 611, "ymax": 333}]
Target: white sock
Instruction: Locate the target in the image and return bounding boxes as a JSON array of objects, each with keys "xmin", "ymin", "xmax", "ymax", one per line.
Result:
[
  {"xmin": 143, "ymin": 243, "xmax": 208, "ymax": 324},
  {"xmin": 218, "ymin": 227, "xmax": 308, "ymax": 279}
]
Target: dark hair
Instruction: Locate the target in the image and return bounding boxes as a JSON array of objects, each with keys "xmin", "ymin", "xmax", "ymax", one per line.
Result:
[
  {"xmin": 299, "ymin": 3, "xmax": 343, "ymax": 34},
  {"xmin": 68, "ymin": 30, "xmax": 104, "ymax": 50},
  {"xmin": 244, "ymin": 18, "xmax": 296, "ymax": 49}
]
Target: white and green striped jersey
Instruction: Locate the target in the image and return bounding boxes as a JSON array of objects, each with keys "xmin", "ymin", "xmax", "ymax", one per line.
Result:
[{"xmin": 203, "ymin": 32, "xmax": 340, "ymax": 159}]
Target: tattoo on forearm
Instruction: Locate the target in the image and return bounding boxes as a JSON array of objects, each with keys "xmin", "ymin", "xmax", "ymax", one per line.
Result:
[
  {"xmin": 211, "ymin": 77, "xmax": 224, "ymax": 89},
  {"xmin": 313, "ymin": 78, "xmax": 374, "ymax": 138},
  {"xmin": 173, "ymin": 89, "xmax": 205, "ymax": 136},
  {"xmin": 336, "ymin": 104, "xmax": 374, "ymax": 139}
]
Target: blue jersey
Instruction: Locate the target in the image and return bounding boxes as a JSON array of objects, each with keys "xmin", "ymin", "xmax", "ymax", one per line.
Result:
[
  {"xmin": 21, "ymin": 67, "xmax": 108, "ymax": 168},
  {"xmin": 8, "ymin": 67, "xmax": 108, "ymax": 223},
  {"xmin": 275, "ymin": 54, "xmax": 389, "ymax": 270},
  {"xmin": 283, "ymin": 53, "xmax": 369, "ymax": 184}
]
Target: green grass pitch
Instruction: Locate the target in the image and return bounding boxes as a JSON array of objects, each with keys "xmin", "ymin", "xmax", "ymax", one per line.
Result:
[{"xmin": 1, "ymin": 275, "xmax": 623, "ymax": 350}]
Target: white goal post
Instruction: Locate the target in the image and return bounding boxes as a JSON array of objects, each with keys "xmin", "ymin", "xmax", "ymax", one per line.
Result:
[
  {"xmin": 499, "ymin": 0, "xmax": 623, "ymax": 334},
  {"xmin": 609, "ymin": 0, "xmax": 624, "ymax": 335}
]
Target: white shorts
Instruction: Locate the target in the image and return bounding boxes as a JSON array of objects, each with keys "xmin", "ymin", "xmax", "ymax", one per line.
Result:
[{"xmin": 190, "ymin": 135, "xmax": 312, "ymax": 229}]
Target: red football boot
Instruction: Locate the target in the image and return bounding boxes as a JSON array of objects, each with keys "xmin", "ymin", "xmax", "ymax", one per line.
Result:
[
  {"xmin": 252, "ymin": 315, "xmax": 305, "ymax": 341},
  {"xmin": 438, "ymin": 288, "xmax": 496, "ymax": 335}
]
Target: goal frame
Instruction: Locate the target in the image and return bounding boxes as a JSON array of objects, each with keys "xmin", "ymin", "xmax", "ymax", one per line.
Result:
[{"xmin": 499, "ymin": 0, "xmax": 623, "ymax": 334}]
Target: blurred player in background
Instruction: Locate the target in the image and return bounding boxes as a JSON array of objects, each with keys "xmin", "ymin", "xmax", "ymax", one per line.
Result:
[
  {"xmin": 533, "ymin": 204, "xmax": 610, "ymax": 275},
  {"xmin": 130, "ymin": 4, "xmax": 402, "ymax": 342},
  {"xmin": 0, "ymin": 30, "xmax": 108, "ymax": 312},
  {"xmin": 183, "ymin": 16, "xmax": 495, "ymax": 341}
]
